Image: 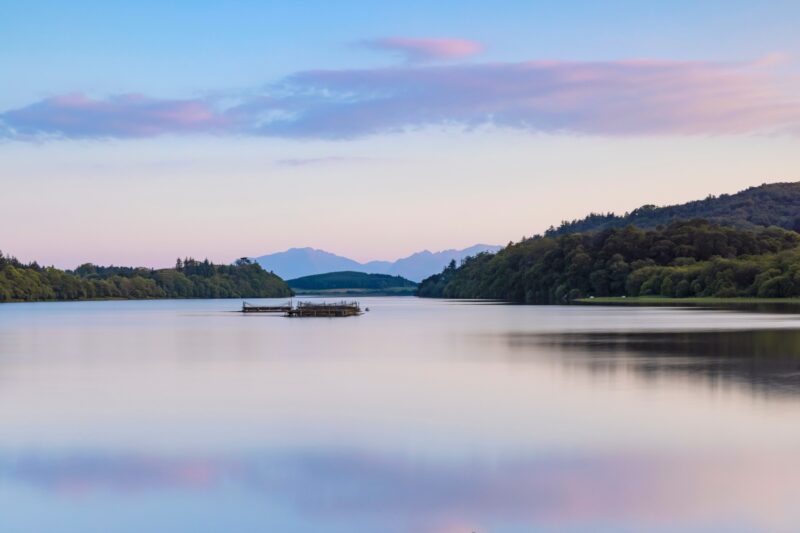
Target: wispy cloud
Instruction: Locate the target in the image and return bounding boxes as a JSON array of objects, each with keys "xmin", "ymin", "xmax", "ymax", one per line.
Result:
[
  {"xmin": 275, "ymin": 156, "xmax": 375, "ymax": 166},
  {"xmin": 360, "ymin": 37, "xmax": 483, "ymax": 63},
  {"xmin": 2, "ymin": 55, "xmax": 799, "ymax": 141}
]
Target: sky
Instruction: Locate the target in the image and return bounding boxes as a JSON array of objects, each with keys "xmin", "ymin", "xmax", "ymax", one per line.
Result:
[{"xmin": 2, "ymin": 0, "xmax": 800, "ymax": 268}]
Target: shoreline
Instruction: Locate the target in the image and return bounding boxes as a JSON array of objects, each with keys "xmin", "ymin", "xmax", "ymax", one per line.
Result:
[{"xmin": 575, "ymin": 296, "xmax": 800, "ymax": 305}]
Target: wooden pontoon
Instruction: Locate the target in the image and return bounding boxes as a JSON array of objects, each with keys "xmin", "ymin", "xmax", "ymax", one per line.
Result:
[
  {"xmin": 286, "ymin": 301, "xmax": 362, "ymax": 318},
  {"xmin": 240, "ymin": 300, "xmax": 363, "ymax": 317}
]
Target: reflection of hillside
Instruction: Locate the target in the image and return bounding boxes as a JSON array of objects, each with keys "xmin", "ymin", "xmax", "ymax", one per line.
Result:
[{"xmin": 508, "ymin": 329, "xmax": 800, "ymax": 395}]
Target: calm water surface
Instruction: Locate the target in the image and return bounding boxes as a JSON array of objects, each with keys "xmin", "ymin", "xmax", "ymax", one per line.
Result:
[{"xmin": 2, "ymin": 297, "xmax": 800, "ymax": 532}]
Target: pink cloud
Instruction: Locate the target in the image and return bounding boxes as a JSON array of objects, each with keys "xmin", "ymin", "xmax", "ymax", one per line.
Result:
[
  {"xmin": 361, "ymin": 37, "xmax": 483, "ymax": 62},
  {"xmin": 1, "ymin": 93, "xmax": 229, "ymax": 139},
  {"xmin": 262, "ymin": 57, "xmax": 800, "ymax": 137},
  {"xmin": 2, "ymin": 56, "xmax": 799, "ymax": 140}
]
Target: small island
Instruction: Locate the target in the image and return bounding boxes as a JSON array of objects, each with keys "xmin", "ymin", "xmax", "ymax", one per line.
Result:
[{"xmin": 287, "ymin": 271, "xmax": 417, "ymax": 296}]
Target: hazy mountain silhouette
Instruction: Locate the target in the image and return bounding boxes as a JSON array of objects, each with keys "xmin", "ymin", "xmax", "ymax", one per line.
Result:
[{"xmin": 253, "ymin": 244, "xmax": 501, "ymax": 281}]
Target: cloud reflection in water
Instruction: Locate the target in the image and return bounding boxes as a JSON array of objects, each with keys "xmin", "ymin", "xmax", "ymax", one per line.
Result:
[{"xmin": 1, "ymin": 448, "xmax": 799, "ymax": 531}]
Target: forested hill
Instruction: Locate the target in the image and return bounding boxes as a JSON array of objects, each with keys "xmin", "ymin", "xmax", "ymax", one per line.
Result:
[
  {"xmin": 288, "ymin": 271, "xmax": 417, "ymax": 294},
  {"xmin": 546, "ymin": 182, "xmax": 800, "ymax": 237},
  {"xmin": 0, "ymin": 255, "xmax": 292, "ymax": 302},
  {"xmin": 417, "ymin": 220, "xmax": 800, "ymax": 303}
]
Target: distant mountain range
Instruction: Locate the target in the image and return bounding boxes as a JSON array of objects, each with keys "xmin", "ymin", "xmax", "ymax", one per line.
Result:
[{"xmin": 253, "ymin": 244, "xmax": 501, "ymax": 282}]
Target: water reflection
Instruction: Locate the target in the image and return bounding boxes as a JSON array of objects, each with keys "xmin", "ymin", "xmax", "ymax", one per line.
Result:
[
  {"xmin": 4, "ymin": 299, "xmax": 800, "ymax": 531},
  {"xmin": 584, "ymin": 300, "xmax": 800, "ymax": 315},
  {"xmin": 2, "ymin": 448, "xmax": 799, "ymax": 532},
  {"xmin": 508, "ymin": 328, "xmax": 800, "ymax": 395}
]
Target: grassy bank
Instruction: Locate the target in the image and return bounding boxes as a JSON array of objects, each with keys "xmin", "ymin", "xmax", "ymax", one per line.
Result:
[{"xmin": 575, "ymin": 296, "xmax": 800, "ymax": 305}]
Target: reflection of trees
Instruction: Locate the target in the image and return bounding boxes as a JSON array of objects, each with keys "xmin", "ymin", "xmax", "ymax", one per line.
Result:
[{"xmin": 510, "ymin": 329, "xmax": 800, "ymax": 395}]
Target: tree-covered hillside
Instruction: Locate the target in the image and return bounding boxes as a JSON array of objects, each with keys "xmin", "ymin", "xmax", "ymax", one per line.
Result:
[
  {"xmin": 288, "ymin": 271, "xmax": 417, "ymax": 291},
  {"xmin": 417, "ymin": 220, "xmax": 800, "ymax": 303},
  {"xmin": 0, "ymin": 255, "xmax": 292, "ymax": 302},
  {"xmin": 546, "ymin": 182, "xmax": 800, "ymax": 237}
]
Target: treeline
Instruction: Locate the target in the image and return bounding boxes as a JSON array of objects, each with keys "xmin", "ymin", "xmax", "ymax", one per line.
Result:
[
  {"xmin": 625, "ymin": 251, "xmax": 800, "ymax": 298},
  {"xmin": 545, "ymin": 182, "xmax": 800, "ymax": 237},
  {"xmin": 0, "ymin": 254, "xmax": 292, "ymax": 302},
  {"xmin": 417, "ymin": 220, "xmax": 800, "ymax": 303}
]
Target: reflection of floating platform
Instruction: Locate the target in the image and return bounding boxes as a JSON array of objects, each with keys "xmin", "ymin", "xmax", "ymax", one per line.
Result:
[{"xmin": 286, "ymin": 301, "xmax": 362, "ymax": 318}]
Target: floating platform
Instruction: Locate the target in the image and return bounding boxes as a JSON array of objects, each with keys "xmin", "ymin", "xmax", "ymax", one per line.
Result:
[
  {"xmin": 286, "ymin": 301, "xmax": 362, "ymax": 318},
  {"xmin": 240, "ymin": 300, "xmax": 363, "ymax": 317}
]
